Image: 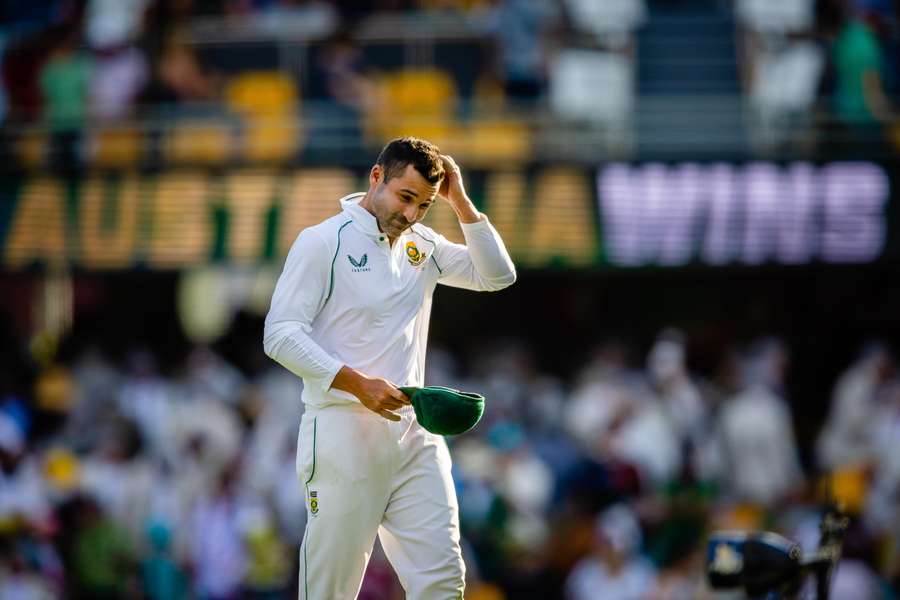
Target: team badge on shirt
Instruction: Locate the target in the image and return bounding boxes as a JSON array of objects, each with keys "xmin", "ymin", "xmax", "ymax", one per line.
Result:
[
  {"xmin": 405, "ymin": 241, "xmax": 428, "ymax": 267},
  {"xmin": 309, "ymin": 490, "xmax": 319, "ymax": 515}
]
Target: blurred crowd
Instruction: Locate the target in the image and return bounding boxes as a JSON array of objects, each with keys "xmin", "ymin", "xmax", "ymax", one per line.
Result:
[
  {"xmin": 2, "ymin": 328, "xmax": 900, "ymax": 599},
  {"xmin": 0, "ymin": 0, "xmax": 897, "ymax": 165}
]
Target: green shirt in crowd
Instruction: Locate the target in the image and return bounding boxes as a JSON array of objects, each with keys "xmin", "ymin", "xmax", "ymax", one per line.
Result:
[{"xmin": 833, "ymin": 20, "xmax": 883, "ymax": 124}]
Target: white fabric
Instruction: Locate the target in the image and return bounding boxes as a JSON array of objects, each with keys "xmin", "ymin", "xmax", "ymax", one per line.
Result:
[
  {"xmin": 86, "ymin": 0, "xmax": 150, "ymax": 48},
  {"xmin": 867, "ymin": 399, "xmax": 900, "ymax": 529},
  {"xmin": 596, "ymin": 504, "xmax": 642, "ymax": 555},
  {"xmin": 190, "ymin": 494, "xmax": 248, "ymax": 598},
  {"xmin": 830, "ymin": 560, "xmax": 880, "ymax": 600},
  {"xmin": 0, "ymin": 572, "xmax": 55, "ymax": 600},
  {"xmin": 718, "ymin": 385, "xmax": 803, "ymax": 505},
  {"xmin": 85, "ymin": 0, "xmax": 149, "ymax": 48},
  {"xmin": 0, "ymin": 458, "xmax": 51, "ymax": 526},
  {"xmin": 264, "ymin": 193, "xmax": 516, "ymax": 407},
  {"xmin": 79, "ymin": 457, "xmax": 156, "ymax": 543},
  {"xmin": 89, "ymin": 47, "xmax": 147, "ymax": 120},
  {"xmin": 566, "ymin": 555, "xmax": 656, "ymax": 600},
  {"xmin": 118, "ymin": 377, "xmax": 172, "ymax": 457},
  {"xmin": 613, "ymin": 400, "xmax": 682, "ymax": 486},
  {"xmin": 816, "ymin": 360, "xmax": 881, "ymax": 469},
  {"xmin": 499, "ymin": 452, "xmax": 554, "ymax": 514},
  {"xmin": 296, "ymin": 403, "xmax": 464, "ymax": 599},
  {"xmin": 564, "ymin": 380, "xmax": 626, "ymax": 453}
]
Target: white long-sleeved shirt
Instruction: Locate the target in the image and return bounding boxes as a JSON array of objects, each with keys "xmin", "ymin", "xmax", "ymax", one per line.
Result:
[{"xmin": 263, "ymin": 193, "xmax": 516, "ymax": 407}]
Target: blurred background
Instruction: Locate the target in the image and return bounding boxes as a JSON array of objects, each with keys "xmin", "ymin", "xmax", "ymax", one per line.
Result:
[{"xmin": 0, "ymin": 0, "xmax": 899, "ymax": 598}]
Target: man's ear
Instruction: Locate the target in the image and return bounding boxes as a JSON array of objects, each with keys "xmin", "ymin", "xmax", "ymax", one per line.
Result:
[{"xmin": 370, "ymin": 165, "xmax": 382, "ymax": 187}]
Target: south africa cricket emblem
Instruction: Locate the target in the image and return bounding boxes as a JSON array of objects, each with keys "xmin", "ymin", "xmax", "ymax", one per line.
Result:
[
  {"xmin": 405, "ymin": 241, "xmax": 427, "ymax": 267},
  {"xmin": 309, "ymin": 490, "xmax": 319, "ymax": 515}
]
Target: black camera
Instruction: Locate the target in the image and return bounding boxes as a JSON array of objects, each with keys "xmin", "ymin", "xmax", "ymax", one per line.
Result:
[{"xmin": 706, "ymin": 507, "xmax": 849, "ymax": 600}]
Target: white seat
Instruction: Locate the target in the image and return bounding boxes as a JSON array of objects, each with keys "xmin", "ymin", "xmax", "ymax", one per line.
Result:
[
  {"xmin": 736, "ymin": 0, "xmax": 815, "ymax": 34},
  {"xmin": 752, "ymin": 41, "xmax": 824, "ymax": 114},
  {"xmin": 564, "ymin": 0, "xmax": 646, "ymax": 37},
  {"xmin": 550, "ymin": 49, "xmax": 633, "ymax": 124},
  {"xmin": 749, "ymin": 40, "xmax": 824, "ymax": 146}
]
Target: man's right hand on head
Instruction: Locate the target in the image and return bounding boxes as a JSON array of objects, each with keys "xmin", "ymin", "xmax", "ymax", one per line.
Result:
[{"xmin": 331, "ymin": 366, "xmax": 410, "ymax": 421}]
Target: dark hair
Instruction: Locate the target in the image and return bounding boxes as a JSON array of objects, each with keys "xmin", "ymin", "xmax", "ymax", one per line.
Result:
[{"xmin": 376, "ymin": 137, "xmax": 444, "ymax": 185}]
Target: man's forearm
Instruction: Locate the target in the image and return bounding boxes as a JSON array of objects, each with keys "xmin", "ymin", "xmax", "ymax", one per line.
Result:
[
  {"xmin": 263, "ymin": 322, "xmax": 343, "ymax": 391},
  {"xmin": 331, "ymin": 365, "xmax": 369, "ymax": 396},
  {"xmin": 330, "ymin": 365, "xmax": 411, "ymax": 421}
]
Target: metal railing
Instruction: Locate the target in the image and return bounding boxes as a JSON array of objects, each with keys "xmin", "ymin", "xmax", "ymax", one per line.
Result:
[{"xmin": 2, "ymin": 99, "xmax": 895, "ymax": 172}]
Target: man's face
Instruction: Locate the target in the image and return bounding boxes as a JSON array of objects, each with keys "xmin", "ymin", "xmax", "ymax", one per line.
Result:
[{"xmin": 369, "ymin": 163, "xmax": 441, "ymax": 239}]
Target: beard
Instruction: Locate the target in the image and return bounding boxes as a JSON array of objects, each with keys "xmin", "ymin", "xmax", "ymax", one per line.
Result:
[
  {"xmin": 381, "ymin": 215, "xmax": 411, "ymax": 237},
  {"xmin": 373, "ymin": 189, "xmax": 412, "ymax": 237}
]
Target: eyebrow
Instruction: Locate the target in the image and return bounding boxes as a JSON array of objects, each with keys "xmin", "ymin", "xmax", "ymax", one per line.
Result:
[{"xmin": 399, "ymin": 188, "xmax": 419, "ymax": 197}]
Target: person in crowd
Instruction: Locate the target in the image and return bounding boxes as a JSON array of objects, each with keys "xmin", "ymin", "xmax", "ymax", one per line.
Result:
[
  {"xmin": 716, "ymin": 338, "xmax": 804, "ymax": 505},
  {"xmin": 817, "ymin": 342, "xmax": 893, "ymax": 471},
  {"xmin": 38, "ymin": 25, "xmax": 91, "ymax": 169},
  {"xmin": 565, "ymin": 503, "xmax": 657, "ymax": 600}
]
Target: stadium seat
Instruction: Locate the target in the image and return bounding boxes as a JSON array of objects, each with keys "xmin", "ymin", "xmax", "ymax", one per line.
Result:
[
  {"xmin": 751, "ymin": 42, "xmax": 824, "ymax": 116},
  {"xmin": 463, "ymin": 118, "xmax": 532, "ymax": 166},
  {"xmin": 550, "ymin": 50, "xmax": 632, "ymax": 123},
  {"xmin": 89, "ymin": 125, "xmax": 143, "ymax": 167},
  {"xmin": 564, "ymin": 0, "xmax": 646, "ymax": 39},
  {"xmin": 366, "ymin": 68, "xmax": 458, "ymax": 148},
  {"xmin": 225, "ymin": 71, "xmax": 297, "ymax": 116},
  {"xmin": 736, "ymin": 0, "xmax": 822, "ymax": 147},
  {"xmin": 224, "ymin": 71, "xmax": 301, "ymax": 163},
  {"xmin": 548, "ymin": 49, "xmax": 633, "ymax": 152},
  {"xmin": 736, "ymin": 0, "xmax": 815, "ymax": 35},
  {"xmin": 164, "ymin": 120, "xmax": 234, "ymax": 165},
  {"xmin": 15, "ymin": 130, "xmax": 47, "ymax": 168}
]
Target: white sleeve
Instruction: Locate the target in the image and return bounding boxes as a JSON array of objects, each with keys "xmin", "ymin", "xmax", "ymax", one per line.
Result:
[
  {"xmin": 433, "ymin": 217, "xmax": 517, "ymax": 291},
  {"xmin": 263, "ymin": 228, "xmax": 344, "ymax": 391}
]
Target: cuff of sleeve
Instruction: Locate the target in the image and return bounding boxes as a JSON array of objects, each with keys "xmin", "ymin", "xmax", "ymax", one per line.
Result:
[{"xmin": 320, "ymin": 359, "xmax": 344, "ymax": 393}]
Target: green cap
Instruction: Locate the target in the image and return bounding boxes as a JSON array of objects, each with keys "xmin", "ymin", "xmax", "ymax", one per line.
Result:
[{"xmin": 399, "ymin": 386, "xmax": 485, "ymax": 436}]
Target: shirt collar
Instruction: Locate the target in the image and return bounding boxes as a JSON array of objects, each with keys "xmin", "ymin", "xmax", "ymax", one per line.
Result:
[{"xmin": 339, "ymin": 192, "xmax": 385, "ymax": 242}]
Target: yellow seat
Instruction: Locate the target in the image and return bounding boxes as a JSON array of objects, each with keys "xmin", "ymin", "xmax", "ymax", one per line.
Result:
[
  {"xmin": 225, "ymin": 71, "xmax": 298, "ymax": 117},
  {"xmin": 90, "ymin": 126, "xmax": 143, "ymax": 167},
  {"xmin": 463, "ymin": 118, "xmax": 532, "ymax": 165},
  {"xmin": 225, "ymin": 71, "xmax": 301, "ymax": 162},
  {"xmin": 15, "ymin": 130, "xmax": 47, "ymax": 168},
  {"xmin": 242, "ymin": 116, "xmax": 300, "ymax": 163},
  {"xmin": 381, "ymin": 68, "xmax": 456, "ymax": 117},
  {"xmin": 165, "ymin": 121, "xmax": 233, "ymax": 165},
  {"xmin": 367, "ymin": 68, "xmax": 458, "ymax": 147}
]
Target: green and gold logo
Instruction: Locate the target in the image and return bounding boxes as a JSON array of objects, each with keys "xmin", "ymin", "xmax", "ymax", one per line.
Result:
[
  {"xmin": 405, "ymin": 241, "xmax": 428, "ymax": 267},
  {"xmin": 309, "ymin": 490, "xmax": 319, "ymax": 515}
]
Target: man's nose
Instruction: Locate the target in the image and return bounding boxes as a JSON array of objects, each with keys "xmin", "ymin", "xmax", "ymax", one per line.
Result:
[{"xmin": 403, "ymin": 205, "xmax": 418, "ymax": 222}]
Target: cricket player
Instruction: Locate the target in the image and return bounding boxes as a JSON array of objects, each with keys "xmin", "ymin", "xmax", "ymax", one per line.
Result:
[{"xmin": 263, "ymin": 137, "xmax": 516, "ymax": 599}]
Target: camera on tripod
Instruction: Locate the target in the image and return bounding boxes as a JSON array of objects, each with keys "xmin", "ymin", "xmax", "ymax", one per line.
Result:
[{"xmin": 706, "ymin": 506, "xmax": 849, "ymax": 599}]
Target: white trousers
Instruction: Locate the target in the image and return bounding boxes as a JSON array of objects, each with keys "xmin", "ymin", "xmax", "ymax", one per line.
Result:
[{"xmin": 296, "ymin": 403, "xmax": 465, "ymax": 599}]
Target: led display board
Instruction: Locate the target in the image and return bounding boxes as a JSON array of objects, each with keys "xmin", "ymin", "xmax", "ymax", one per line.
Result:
[{"xmin": 0, "ymin": 161, "xmax": 894, "ymax": 270}]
